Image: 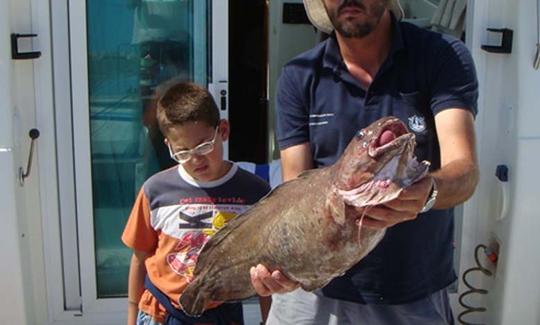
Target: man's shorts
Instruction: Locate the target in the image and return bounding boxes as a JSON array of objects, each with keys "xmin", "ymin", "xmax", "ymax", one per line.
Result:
[{"xmin": 266, "ymin": 287, "xmax": 454, "ymax": 325}]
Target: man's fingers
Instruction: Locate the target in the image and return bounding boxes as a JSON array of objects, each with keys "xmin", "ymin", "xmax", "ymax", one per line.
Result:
[
  {"xmin": 271, "ymin": 270, "xmax": 300, "ymax": 291},
  {"xmin": 361, "ymin": 205, "xmax": 417, "ymax": 229},
  {"xmin": 361, "ymin": 217, "xmax": 390, "ymax": 229},
  {"xmin": 250, "ymin": 266, "xmax": 272, "ymax": 296},
  {"xmin": 399, "ymin": 176, "xmax": 433, "ymax": 200},
  {"xmin": 250, "ymin": 264, "xmax": 299, "ymax": 295},
  {"xmin": 382, "ymin": 198, "xmax": 422, "ymax": 213},
  {"xmin": 366, "ymin": 206, "xmax": 415, "ymax": 222}
]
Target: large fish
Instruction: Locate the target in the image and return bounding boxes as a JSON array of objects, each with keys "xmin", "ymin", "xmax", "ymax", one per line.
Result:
[{"xmin": 179, "ymin": 116, "xmax": 430, "ymax": 316}]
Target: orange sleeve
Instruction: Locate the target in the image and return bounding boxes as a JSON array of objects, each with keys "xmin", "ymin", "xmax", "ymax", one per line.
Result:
[{"xmin": 121, "ymin": 188, "xmax": 158, "ymax": 254}]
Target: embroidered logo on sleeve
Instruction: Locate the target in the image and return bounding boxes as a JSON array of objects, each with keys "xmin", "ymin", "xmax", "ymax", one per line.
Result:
[{"xmin": 309, "ymin": 113, "xmax": 334, "ymax": 126}]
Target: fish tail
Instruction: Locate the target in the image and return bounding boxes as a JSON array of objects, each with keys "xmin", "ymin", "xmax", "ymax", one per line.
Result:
[{"xmin": 179, "ymin": 281, "xmax": 209, "ymax": 317}]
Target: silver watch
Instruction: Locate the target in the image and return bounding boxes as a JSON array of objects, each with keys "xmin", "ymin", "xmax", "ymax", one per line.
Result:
[{"xmin": 420, "ymin": 180, "xmax": 438, "ymax": 213}]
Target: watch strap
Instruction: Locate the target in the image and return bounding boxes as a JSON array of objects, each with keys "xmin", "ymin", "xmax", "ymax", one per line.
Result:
[{"xmin": 420, "ymin": 179, "xmax": 438, "ymax": 213}]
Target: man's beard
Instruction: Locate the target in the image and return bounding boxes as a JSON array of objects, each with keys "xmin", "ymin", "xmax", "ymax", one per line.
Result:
[{"xmin": 328, "ymin": 0, "xmax": 387, "ymax": 38}]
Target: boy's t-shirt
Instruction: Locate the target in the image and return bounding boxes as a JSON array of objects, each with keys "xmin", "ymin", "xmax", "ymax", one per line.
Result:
[{"xmin": 122, "ymin": 162, "xmax": 271, "ymax": 322}]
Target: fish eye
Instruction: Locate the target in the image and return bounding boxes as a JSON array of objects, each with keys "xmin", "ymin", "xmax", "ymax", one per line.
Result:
[{"xmin": 356, "ymin": 129, "xmax": 366, "ymax": 138}]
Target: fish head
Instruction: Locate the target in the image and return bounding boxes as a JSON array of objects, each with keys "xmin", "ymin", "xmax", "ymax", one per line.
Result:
[{"xmin": 333, "ymin": 116, "xmax": 430, "ymax": 208}]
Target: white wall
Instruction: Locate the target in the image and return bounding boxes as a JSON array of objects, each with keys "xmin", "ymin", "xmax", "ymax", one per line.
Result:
[
  {"xmin": 488, "ymin": 0, "xmax": 540, "ymax": 323},
  {"xmin": 456, "ymin": 0, "xmax": 540, "ymax": 324},
  {"xmin": 0, "ymin": 0, "xmax": 32, "ymax": 323},
  {"xmin": 1, "ymin": 0, "xmax": 50, "ymax": 324}
]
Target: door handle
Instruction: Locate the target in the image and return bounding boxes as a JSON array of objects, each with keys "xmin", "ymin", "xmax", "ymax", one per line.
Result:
[
  {"xmin": 495, "ymin": 164, "xmax": 509, "ymax": 221},
  {"xmin": 220, "ymin": 89, "xmax": 227, "ymax": 111},
  {"xmin": 208, "ymin": 81, "xmax": 228, "ymax": 118},
  {"xmin": 11, "ymin": 33, "xmax": 42, "ymax": 60},
  {"xmin": 19, "ymin": 128, "xmax": 40, "ymax": 186}
]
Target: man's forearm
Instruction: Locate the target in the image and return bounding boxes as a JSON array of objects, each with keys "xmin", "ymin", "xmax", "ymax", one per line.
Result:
[
  {"xmin": 431, "ymin": 158, "xmax": 479, "ymax": 210},
  {"xmin": 280, "ymin": 143, "xmax": 314, "ymax": 182}
]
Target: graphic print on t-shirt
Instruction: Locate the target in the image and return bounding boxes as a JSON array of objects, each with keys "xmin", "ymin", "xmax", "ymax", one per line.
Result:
[
  {"xmin": 165, "ymin": 203, "xmax": 245, "ymax": 280},
  {"xmin": 122, "ymin": 164, "xmax": 271, "ymax": 317},
  {"xmin": 178, "ymin": 211, "xmax": 213, "ymax": 229},
  {"xmin": 167, "ymin": 230, "xmax": 209, "ymax": 279}
]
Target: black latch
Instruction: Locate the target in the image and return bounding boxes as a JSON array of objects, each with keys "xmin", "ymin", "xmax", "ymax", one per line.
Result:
[
  {"xmin": 495, "ymin": 164, "xmax": 508, "ymax": 182},
  {"xmin": 11, "ymin": 33, "xmax": 41, "ymax": 60},
  {"xmin": 220, "ymin": 89, "xmax": 227, "ymax": 111},
  {"xmin": 481, "ymin": 28, "xmax": 513, "ymax": 54}
]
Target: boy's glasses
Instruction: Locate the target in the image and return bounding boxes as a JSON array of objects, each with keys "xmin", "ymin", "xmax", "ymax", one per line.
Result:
[{"xmin": 168, "ymin": 127, "xmax": 219, "ymax": 164}]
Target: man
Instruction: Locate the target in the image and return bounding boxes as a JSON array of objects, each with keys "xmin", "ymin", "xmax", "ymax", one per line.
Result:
[{"xmin": 250, "ymin": 0, "xmax": 479, "ymax": 324}]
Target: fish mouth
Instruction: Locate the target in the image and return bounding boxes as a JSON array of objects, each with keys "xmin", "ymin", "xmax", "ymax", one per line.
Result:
[
  {"xmin": 338, "ymin": 118, "xmax": 430, "ymax": 207},
  {"xmin": 368, "ymin": 118, "xmax": 412, "ymax": 158}
]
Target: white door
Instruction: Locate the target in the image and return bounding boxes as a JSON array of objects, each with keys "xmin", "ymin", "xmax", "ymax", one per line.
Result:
[
  {"xmin": 0, "ymin": 1, "xmax": 36, "ymax": 323},
  {"xmin": 49, "ymin": 0, "xmax": 228, "ymax": 322}
]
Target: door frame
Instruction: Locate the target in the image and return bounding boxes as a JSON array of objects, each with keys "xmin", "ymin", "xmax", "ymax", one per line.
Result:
[{"xmin": 39, "ymin": 0, "xmax": 229, "ymax": 323}]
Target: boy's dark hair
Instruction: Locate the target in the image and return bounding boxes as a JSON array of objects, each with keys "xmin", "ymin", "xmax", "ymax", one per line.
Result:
[{"xmin": 156, "ymin": 81, "xmax": 220, "ymax": 136}]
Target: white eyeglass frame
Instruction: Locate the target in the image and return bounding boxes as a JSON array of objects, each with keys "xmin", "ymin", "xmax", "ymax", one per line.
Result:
[{"xmin": 167, "ymin": 127, "xmax": 219, "ymax": 164}]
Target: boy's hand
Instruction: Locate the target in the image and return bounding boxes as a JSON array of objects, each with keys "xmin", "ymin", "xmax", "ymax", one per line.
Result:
[{"xmin": 250, "ymin": 264, "xmax": 300, "ymax": 296}]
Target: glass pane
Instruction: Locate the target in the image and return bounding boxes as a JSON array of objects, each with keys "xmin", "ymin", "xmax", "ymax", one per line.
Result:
[
  {"xmin": 400, "ymin": 0, "xmax": 466, "ymax": 39},
  {"xmin": 86, "ymin": 0, "xmax": 210, "ymax": 298}
]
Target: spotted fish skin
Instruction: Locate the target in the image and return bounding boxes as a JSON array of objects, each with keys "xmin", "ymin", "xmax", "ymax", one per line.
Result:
[{"xmin": 179, "ymin": 116, "xmax": 430, "ymax": 316}]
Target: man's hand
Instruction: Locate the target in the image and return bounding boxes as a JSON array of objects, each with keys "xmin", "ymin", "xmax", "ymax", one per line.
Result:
[
  {"xmin": 250, "ymin": 264, "xmax": 300, "ymax": 296},
  {"xmin": 362, "ymin": 176, "xmax": 434, "ymax": 229}
]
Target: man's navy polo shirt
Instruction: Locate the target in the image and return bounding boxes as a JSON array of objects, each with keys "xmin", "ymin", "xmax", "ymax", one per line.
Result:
[{"xmin": 275, "ymin": 17, "xmax": 478, "ymax": 304}]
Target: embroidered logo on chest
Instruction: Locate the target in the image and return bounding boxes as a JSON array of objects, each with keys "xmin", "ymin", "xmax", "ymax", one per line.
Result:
[{"xmin": 408, "ymin": 115, "xmax": 427, "ymax": 134}]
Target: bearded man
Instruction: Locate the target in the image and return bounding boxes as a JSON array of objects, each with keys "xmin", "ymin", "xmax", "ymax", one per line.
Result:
[{"xmin": 250, "ymin": 0, "xmax": 479, "ymax": 324}]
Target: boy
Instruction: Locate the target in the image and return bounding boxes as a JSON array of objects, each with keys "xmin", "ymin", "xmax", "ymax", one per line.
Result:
[{"xmin": 122, "ymin": 81, "xmax": 271, "ymax": 325}]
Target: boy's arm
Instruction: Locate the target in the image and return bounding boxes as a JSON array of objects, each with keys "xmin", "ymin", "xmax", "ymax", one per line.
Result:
[{"xmin": 127, "ymin": 250, "xmax": 149, "ymax": 325}]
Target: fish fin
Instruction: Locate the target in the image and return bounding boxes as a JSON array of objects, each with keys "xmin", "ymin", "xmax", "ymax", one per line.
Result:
[
  {"xmin": 301, "ymin": 283, "xmax": 320, "ymax": 292},
  {"xmin": 179, "ymin": 280, "xmax": 209, "ymax": 317},
  {"xmin": 202, "ymin": 171, "xmax": 318, "ymax": 246},
  {"xmin": 301, "ymin": 278, "xmax": 332, "ymax": 292},
  {"xmin": 193, "ymin": 168, "xmax": 322, "ymax": 276},
  {"xmin": 260, "ymin": 167, "xmax": 320, "ymax": 199},
  {"xmin": 325, "ymin": 188, "xmax": 346, "ymax": 225},
  {"xmin": 192, "ymin": 201, "xmax": 271, "ymax": 276},
  {"xmin": 297, "ymin": 168, "xmax": 319, "ymax": 179}
]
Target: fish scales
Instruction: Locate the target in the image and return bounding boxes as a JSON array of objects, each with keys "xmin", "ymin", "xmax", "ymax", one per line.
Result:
[{"xmin": 179, "ymin": 116, "xmax": 430, "ymax": 316}]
